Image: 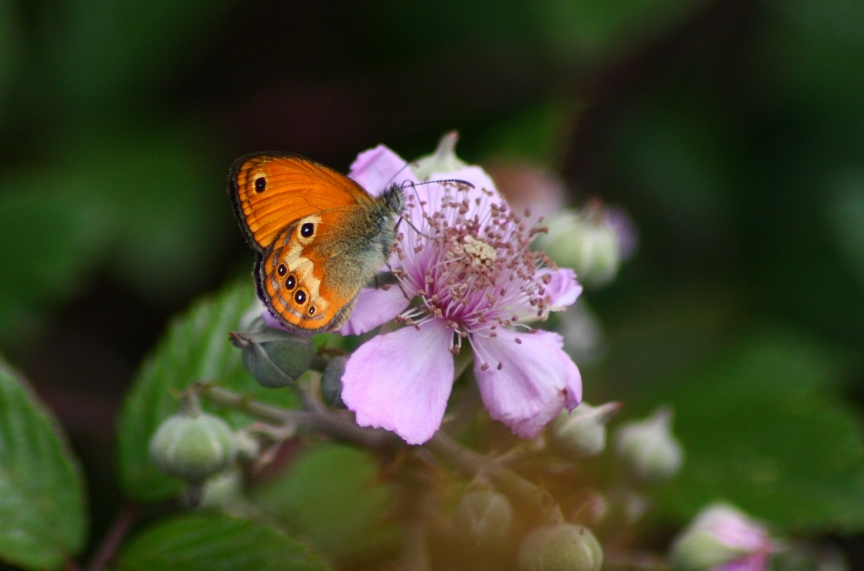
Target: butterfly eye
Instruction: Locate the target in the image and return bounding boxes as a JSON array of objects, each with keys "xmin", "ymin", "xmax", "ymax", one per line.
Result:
[
  {"xmin": 285, "ymin": 275, "xmax": 296, "ymax": 290},
  {"xmin": 254, "ymin": 177, "xmax": 266, "ymax": 193},
  {"xmin": 277, "ymin": 264, "xmax": 287, "ymax": 276},
  {"xmin": 294, "ymin": 290, "xmax": 306, "ymax": 304},
  {"xmin": 300, "ymin": 223, "xmax": 314, "ymax": 238}
]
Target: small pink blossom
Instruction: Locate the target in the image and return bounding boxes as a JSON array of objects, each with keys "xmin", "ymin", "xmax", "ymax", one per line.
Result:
[
  {"xmin": 339, "ymin": 138, "xmax": 583, "ymax": 445},
  {"xmin": 670, "ymin": 503, "xmax": 774, "ymax": 571}
]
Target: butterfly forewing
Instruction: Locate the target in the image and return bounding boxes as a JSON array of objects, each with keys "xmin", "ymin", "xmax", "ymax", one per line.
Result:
[{"xmin": 229, "ymin": 154, "xmax": 373, "ymax": 250}]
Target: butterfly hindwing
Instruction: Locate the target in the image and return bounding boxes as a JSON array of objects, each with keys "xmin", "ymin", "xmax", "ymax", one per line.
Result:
[{"xmin": 257, "ymin": 208, "xmax": 389, "ymax": 332}]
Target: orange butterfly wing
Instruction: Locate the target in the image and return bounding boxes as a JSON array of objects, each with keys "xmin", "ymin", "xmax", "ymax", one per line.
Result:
[
  {"xmin": 229, "ymin": 153, "xmax": 375, "ymax": 250},
  {"xmin": 228, "ymin": 153, "xmax": 402, "ymax": 333}
]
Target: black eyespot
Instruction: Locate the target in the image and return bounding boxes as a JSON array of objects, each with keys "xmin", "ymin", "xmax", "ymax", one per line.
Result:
[
  {"xmin": 308, "ymin": 306, "xmax": 316, "ymax": 315},
  {"xmin": 285, "ymin": 275, "xmax": 296, "ymax": 289},
  {"xmin": 277, "ymin": 264, "xmax": 286, "ymax": 276},
  {"xmin": 294, "ymin": 290, "xmax": 306, "ymax": 304},
  {"xmin": 300, "ymin": 223, "xmax": 314, "ymax": 238},
  {"xmin": 254, "ymin": 177, "xmax": 266, "ymax": 193}
]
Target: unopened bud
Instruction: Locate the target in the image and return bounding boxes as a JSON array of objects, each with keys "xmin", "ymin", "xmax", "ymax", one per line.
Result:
[
  {"xmin": 321, "ymin": 356, "xmax": 347, "ymax": 408},
  {"xmin": 413, "ymin": 131, "xmax": 469, "ymax": 179},
  {"xmin": 519, "ymin": 524, "xmax": 603, "ymax": 571},
  {"xmin": 549, "ymin": 402, "xmax": 622, "ymax": 459},
  {"xmin": 535, "ymin": 204, "xmax": 624, "ymax": 289},
  {"xmin": 149, "ymin": 402, "xmax": 237, "ymax": 485},
  {"xmin": 455, "ymin": 488, "xmax": 513, "ymax": 548},
  {"xmin": 230, "ymin": 318, "xmax": 314, "ymax": 388},
  {"xmin": 614, "ymin": 407, "xmax": 684, "ymax": 484},
  {"xmin": 670, "ymin": 503, "xmax": 772, "ymax": 571},
  {"xmin": 198, "ymin": 469, "xmax": 244, "ymax": 510}
]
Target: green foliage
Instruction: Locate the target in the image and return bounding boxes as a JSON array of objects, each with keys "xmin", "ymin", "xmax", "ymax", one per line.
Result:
[
  {"xmin": 117, "ymin": 514, "xmax": 331, "ymax": 571},
  {"xmin": 42, "ymin": 0, "xmax": 234, "ymax": 111},
  {"xmin": 531, "ymin": 0, "xmax": 710, "ymax": 63},
  {"xmin": 478, "ymin": 99, "xmax": 571, "ymax": 165},
  {"xmin": 643, "ymin": 329, "xmax": 864, "ymax": 533},
  {"xmin": 0, "ymin": 172, "xmax": 113, "ymax": 343},
  {"xmin": 52, "ymin": 123, "xmax": 232, "ymax": 301},
  {"xmin": 249, "ymin": 444, "xmax": 399, "ymax": 561},
  {"xmin": 0, "ymin": 358, "xmax": 86, "ymax": 570},
  {"xmin": 118, "ymin": 282, "xmax": 298, "ymax": 503}
]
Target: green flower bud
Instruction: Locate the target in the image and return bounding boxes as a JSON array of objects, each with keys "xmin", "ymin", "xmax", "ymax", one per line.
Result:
[
  {"xmin": 149, "ymin": 410, "xmax": 237, "ymax": 484},
  {"xmin": 614, "ymin": 407, "xmax": 684, "ymax": 484},
  {"xmin": 548, "ymin": 402, "xmax": 622, "ymax": 459},
  {"xmin": 454, "ymin": 488, "xmax": 513, "ymax": 548},
  {"xmin": 198, "ymin": 469, "xmax": 244, "ymax": 510},
  {"xmin": 412, "ymin": 131, "xmax": 469, "ymax": 179},
  {"xmin": 230, "ymin": 318, "xmax": 314, "ymax": 388},
  {"xmin": 535, "ymin": 205, "xmax": 622, "ymax": 289},
  {"xmin": 321, "ymin": 355, "xmax": 347, "ymax": 408},
  {"xmin": 519, "ymin": 524, "xmax": 603, "ymax": 571}
]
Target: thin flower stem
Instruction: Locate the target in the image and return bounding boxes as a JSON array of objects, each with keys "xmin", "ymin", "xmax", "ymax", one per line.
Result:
[
  {"xmin": 85, "ymin": 502, "xmax": 137, "ymax": 571},
  {"xmin": 426, "ymin": 432, "xmax": 564, "ymax": 525},
  {"xmin": 192, "ymin": 382, "xmax": 402, "ymax": 452},
  {"xmin": 395, "ymin": 456, "xmax": 436, "ymax": 571}
]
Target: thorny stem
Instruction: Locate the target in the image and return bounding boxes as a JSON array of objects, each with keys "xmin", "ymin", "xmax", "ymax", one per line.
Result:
[
  {"xmin": 192, "ymin": 383, "xmax": 565, "ymax": 525},
  {"xmin": 192, "ymin": 382, "xmax": 401, "ymax": 453}
]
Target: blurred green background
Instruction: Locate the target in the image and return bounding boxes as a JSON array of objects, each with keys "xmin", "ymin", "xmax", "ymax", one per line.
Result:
[{"xmin": 1, "ymin": 0, "xmax": 863, "ymax": 564}]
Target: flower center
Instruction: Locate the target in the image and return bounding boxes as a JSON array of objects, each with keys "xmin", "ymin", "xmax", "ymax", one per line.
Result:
[
  {"xmin": 395, "ymin": 184, "xmax": 557, "ymax": 353},
  {"xmin": 458, "ymin": 235, "xmax": 498, "ymax": 268}
]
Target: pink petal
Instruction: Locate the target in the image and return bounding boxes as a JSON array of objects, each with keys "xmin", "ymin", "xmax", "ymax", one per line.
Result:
[
  {"xmin": 429, "ymin": 166, "xmax": 501, "ymax": 202},
  {"xmin": 348, "ymin": 145, "xmax": 417, "ymax": 196},
  {"xmin": 541, "ymin": 268, "xmax": 582, "ymax": 312},
  {"xmin": 473, "ymin": 329, "xmax": 582, "ymax": 439},
  {"xmin": 339, "ymin": 285, "xmax": 411, "ymax": 335},
  {"xmin": 410, "ymin": 166, "xmax": 503, "ymax": 224},
  {"xmin": 342, "ymin": 320, "xmax": 455, "ymax": 444}
]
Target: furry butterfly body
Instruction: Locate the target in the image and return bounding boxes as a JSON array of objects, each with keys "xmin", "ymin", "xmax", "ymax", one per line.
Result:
[{"xmin": 228, "ymin": 153, "xmax": 404, "ymax": 333}]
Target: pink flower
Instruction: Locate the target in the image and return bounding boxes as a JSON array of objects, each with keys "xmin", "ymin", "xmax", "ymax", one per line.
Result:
[
  {"xmin": 340, "ymin": 136, "xmax": 583, "ymax": 445},
  {"xmin": 670, "ymin": 503, "xmax": 774, "ymax": 571}
]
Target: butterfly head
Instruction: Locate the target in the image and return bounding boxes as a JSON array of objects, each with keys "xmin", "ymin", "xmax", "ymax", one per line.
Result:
[{"xmin": 383, "ymin": 183, "xmax": 405, "ymax": 216}]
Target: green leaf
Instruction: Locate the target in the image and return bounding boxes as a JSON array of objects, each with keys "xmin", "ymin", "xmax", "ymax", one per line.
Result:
[
  {"xmin": 0, "ymin": 170, "xmax": 115, "ymax": 344},
  {"xmin": 645, "ymin": 328, "xmax": 864, "ymax": 533},
  {"xmin": 118, "ymin": 514, "xmax": 331, "ymax": 571},
  {"xmin": 54, "ymin": 123, "xmax": 233, "ymax": 301},
  {"xmin": 118, "ymin": 282, "xmax": 299, "ymax": 503},
  {"xmin": 0, "ymin": 358, "xmax": 87, "ymax": 570},
  {"xmin": 249, "ymin": 444, "xmax": 399, "ymax": 560}
]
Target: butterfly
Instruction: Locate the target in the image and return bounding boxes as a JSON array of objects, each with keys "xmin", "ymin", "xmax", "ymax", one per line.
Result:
[{"xmin": 228, "ymin": 153, "xmax": 404, "ymax": 333}]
